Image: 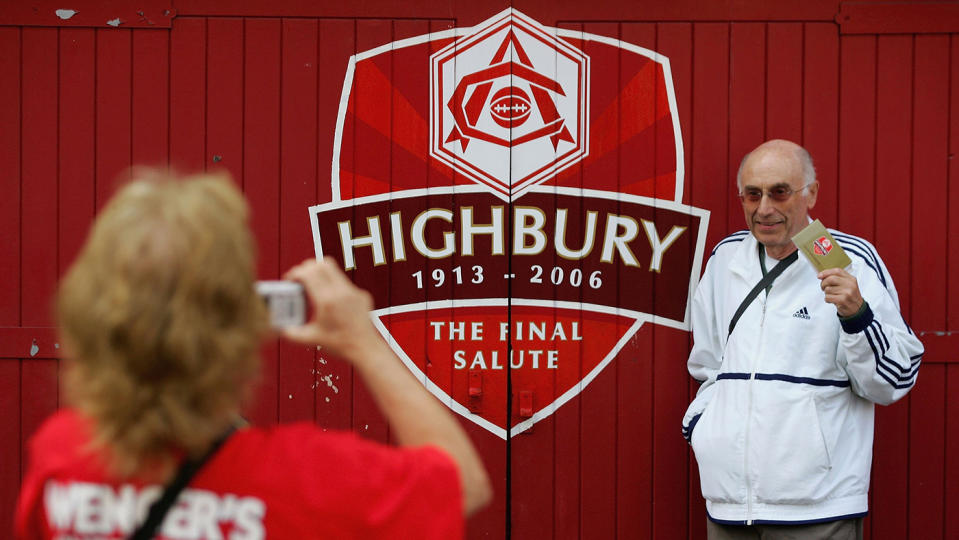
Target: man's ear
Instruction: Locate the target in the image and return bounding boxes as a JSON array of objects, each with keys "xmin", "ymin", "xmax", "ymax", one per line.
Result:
[{"xmin": 805, "ymin": 181, "xmax": 820, "ymax": 210}]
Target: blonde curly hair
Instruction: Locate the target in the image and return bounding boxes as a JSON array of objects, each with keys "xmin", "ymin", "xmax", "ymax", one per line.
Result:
[{"xmin": 57, "ymin": 170, "xmax": 267, "ymax": 477}]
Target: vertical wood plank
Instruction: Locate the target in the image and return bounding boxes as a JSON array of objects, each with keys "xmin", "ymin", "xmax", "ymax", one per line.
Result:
[
  {"xmin": 652, "ymin": 21, "xmax": 701, "ymax": 540},
  {"xmin": 21, "ymin": 28, "xmax": 59, "ymax": 328},
  {"xmin": 837, "ymin": 35, "xmax": 876, "ymax": 238},
  {"xmin": 350, "ymin": 19, "xmax": 393, "ymax": 443},
  {"xmin": 908, "ymin": 34, "xmax": 950, "ymax": 540},
  {"xmin": 386, "ymin": 16, "xmax": 430, "ymax": 443},
  {"xmin": 663, "ymin": 21, "xmax": 708, "ymax": 540},
  {"xmin": 131, "ymin": 29, "xmax": 169, "ymax": 167},
  {"xmin": 0, "ymin": 28, "xmax": 21, "ymax": 326},
  {"xmin": 728, "ymin": 22, "xmax": 766, "ymax": 234},
  {"xmin": 278, "ymin": 18, "xmax": 319, "ymax": 424},
  {"xmin": 59, "ymin": 28, "xmax": 96, "ymax": 274},
  {"xmin": 170, "ymin": 17, "xmax": 207, "ymax": 172},
  {"xmin": 908, "ymin": 365, "xmax": 946, "ymax": 540},
  {"xmin": 550, "ymin": 23, "xmax": 584, "ymax": 540},
  {"xmin": 0, "ymin": 360, "xmax": 21, "ymax": 539},
  {"xmin": 765, "ymin": 23, "xmax": 803, "ymax": 142},
  {"xmin": 946, "ymin": 34, "xmax": 959, "ymax": 330},
  {"xmin": 575, "ymin": 24, "xmax": 619, "ymax": 540},
  {"xmin": 870, "ymin": 33, "xmax": 914, "ymax": 540},
  {"xmin": 244, "ymin": 18, "xmax": 282, "ymax": 427},
  {"xmin": 945, "ymin": 365, "xmax": 959, "ymax": 540},
  {"xmin": 314, "ymin": 18, "xmax": 357, "ymax": 433},
  {"xmin": 617, "ymin": 23, "xmax": 657, "ymax": 540},
  {"xmin": 942, "ymin": 37, "xmax": 959, "ymax": 540},
  {"xmin": 802, "ymin": 23, "xmax": 839, "ymax": 227},
  {"xmin": 20, "ymin": 359, "xmax": 59, "ymax": 479},
  {"xmin": 207, "ymin": 18, "xmax": 244, "ymax": 181},
  {"xmin": 910, "ymin": 34, "xmax": 949, "ymax": 331},
  {"xmin": 95, "ymin": 28, "xmax": 132, "ymax": 208},
  {"xmin": 689, "ymin": 23, "xmax": 729, "ymax": 257},
  {"xmin": 950, "ymin": 35, "xmax": 959, "ymax": 333},
  {"xmin": 661, "ymin": 23, "xmax": 694, "ymax": 210}
]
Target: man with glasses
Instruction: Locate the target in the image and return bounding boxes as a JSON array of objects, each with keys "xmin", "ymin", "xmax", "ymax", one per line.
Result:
[{"xmin": 681, "ymin": 139, "xmax": 923, "ymax": 539}]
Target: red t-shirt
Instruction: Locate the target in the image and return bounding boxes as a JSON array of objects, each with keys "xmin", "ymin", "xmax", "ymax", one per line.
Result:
[{"xmin": 15, "ymin": 410, "xmax": 463, "ymax": 539}]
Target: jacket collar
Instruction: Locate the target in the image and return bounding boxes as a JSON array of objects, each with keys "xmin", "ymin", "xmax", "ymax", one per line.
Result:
[
  {"xmin": 729, "ymin": 233, "xmax": 761, "ymax": 281},
  {"xmin": 729, "ymin": 217, "xmax": 814, "ymax": 281}
]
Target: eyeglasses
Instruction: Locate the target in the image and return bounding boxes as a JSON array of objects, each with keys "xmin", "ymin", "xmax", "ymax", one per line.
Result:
[{"xmin": 738, "ymin": 184, "xmax": 809, "ymax": 203}]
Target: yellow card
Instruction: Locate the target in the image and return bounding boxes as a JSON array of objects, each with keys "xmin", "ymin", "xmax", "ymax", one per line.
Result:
[{"xmin": 791, "ymin": 219, "xmax": 852, "ymax": 272}]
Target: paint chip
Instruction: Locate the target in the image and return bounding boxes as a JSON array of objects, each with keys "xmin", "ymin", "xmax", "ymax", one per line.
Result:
[
  {"xmin": 321, "ymin": 374, "xmax": 339, "ymax": 394},
  {"xmin": 106, "ymin": 18, "xmax": 122, "ymax": 27},
  {"xmin": 288, "ymin": 393, "xmax": 293, "ymax": 399},
  {"xmin": 30, "ymin": 342, "xmax": 39, "ymax": 357},
  {"xmin": 56, "ymin": 9, "xmax": 78, "ymax": 20},
  {"xmin": 324, "ymin": 397, "xmax": 330, "ymax": 403}
]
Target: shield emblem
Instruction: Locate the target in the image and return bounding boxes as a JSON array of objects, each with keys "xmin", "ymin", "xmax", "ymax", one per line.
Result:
[{"xmin": 310, "ymin": 8, "xmax": 709, "ymax": 438}]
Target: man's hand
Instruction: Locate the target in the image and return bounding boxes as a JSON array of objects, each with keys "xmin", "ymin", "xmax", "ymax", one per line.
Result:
[
  {"xmin": 817, "ymin": 267, "xmax": 864, "ymax": 317},
  {"xmin": 281, "ymin": 257, "xmax": 378, "ymax": 359}
]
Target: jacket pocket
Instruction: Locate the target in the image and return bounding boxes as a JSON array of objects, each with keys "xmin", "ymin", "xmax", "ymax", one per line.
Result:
[
  {"xmin": 752, "ymin": 389, "xmax": 832, "ymax": 504},
  {"xmin": 690, "ymin": 385, "xmax": 747, "ymax": 504}
]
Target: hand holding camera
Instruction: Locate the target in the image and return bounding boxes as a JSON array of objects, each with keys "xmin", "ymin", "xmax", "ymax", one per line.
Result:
[{"xmin": 270, "ymin": 258, "xmax": 380, "ymax": 360}]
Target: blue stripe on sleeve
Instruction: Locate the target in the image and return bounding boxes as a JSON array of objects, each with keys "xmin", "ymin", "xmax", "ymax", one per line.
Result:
[{"xmin": 832, "ymin": 232, "xmax": 886, "ymax": 285}]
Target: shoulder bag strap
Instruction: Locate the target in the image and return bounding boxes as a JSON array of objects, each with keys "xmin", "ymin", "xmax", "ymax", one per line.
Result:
[
  {"xmin": 129, "ymin": 426, "xmax": 235, "ymax": 540},
  {"xmin": 726, "ymin": 249, "xmax": 799, "ymax": 340}
]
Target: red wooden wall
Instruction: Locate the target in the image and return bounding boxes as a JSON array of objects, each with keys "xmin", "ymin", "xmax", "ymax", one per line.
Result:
[{"xmin": 1, "ymin": 1, "xmax": 957, "ymax": 538}]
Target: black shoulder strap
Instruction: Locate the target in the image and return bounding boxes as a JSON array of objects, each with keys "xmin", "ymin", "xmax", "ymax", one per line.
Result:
[
  {"xmin": 726, "ymin": 249, "xmax": 799, "ymax": 339},
  {"xmin": 129, "ymin": 426, "xmax": 235, "ymax": 540}
]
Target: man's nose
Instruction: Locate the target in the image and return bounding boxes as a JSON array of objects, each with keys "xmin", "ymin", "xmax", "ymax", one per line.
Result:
[{"xmin": 755, "ymin": 193, "xmax": 776, "ymax": 213}]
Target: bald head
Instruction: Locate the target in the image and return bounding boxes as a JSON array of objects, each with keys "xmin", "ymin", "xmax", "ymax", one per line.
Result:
[{"xmin": 736, "ymin": 139, "xmax": 816, "ymax": 191}]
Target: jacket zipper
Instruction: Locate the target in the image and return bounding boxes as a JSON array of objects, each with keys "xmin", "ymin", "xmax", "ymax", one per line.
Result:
[{"xmin": 744, "ymin": 297, "xmax": 767, "ymax": 525}]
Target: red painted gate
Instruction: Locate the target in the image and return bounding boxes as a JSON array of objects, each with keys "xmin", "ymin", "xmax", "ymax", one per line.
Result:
[{"xmin": 1, "ymin": 1, "xmax": 957, "ymax": 539}]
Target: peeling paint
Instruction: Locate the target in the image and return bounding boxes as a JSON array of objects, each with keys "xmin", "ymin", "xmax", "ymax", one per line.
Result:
[
  {"xmin": 288, "ymin": 393, "xmax": 293, "ymax": 399},
  {"xmin": 213, "ymin": 155, "xmax": 222, "ymax": 162},
  {"xmin": 364, "ymin": 424, "xmax": 369, "ymax": 430},
  {"xmin": 106, "ymin": 18, "xmax": 122, "ymax": 27},
  {"xmin": 320, "ymin": 374, "xmax": 339, "ymax": 394},
  {"xmin": 30, "ymin": 341, "xmax": 39, "ymax": 357},
  {"xmin": 319, "ymin": 357, "xmax": 327, "ymax": 364},
  {"xmin": 920, "ymin": 330, "xmax": 956, "ymax": 337},
  {"xmin": 324, "ymin": 397, "xmax": 330, "ymax": 403},
  {"xmin": 54, "ymin": 343, "xmax": 60, "ymax": 349},
  {"xmin": 55, "ymin": 9, "xmax": 78, "ymax": 20}
]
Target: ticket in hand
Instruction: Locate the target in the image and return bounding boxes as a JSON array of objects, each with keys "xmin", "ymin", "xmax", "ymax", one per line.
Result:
[{"xmin": 791, "ymin": 219, "xmax": 852, "ymax": 272}]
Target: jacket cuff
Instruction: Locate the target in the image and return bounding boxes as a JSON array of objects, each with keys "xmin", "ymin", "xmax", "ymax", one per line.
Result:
[
  {"xmin": 682, "ymin": 413, "xmax": 702, "ymax": 443},
  {"xmin": 838, "ymin": 301, "xmax": 873, "ymax": 334}
]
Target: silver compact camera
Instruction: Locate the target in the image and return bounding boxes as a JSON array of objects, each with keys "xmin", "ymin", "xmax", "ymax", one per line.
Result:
[{"xmin": 255, "ymin": 281, "xmax": 306, "ymax": 328}]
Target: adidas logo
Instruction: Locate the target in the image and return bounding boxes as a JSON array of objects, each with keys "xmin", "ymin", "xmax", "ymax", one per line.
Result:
[{"xmin": 793, "ymin": 307, "xmax": 811, "ymax": 320}]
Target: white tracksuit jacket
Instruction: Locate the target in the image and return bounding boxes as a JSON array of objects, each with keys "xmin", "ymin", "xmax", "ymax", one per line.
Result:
[{"xmin": 681, "ymin": 229, "xmax": 923, "ymax": 525}]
